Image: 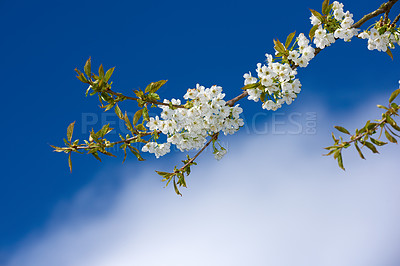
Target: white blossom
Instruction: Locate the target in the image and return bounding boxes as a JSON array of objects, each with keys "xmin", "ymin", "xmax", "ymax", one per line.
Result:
[
  {"xmin": 243, "ymin": 72, "xmax": 257, "ymax": 85},
  {"xmin": 214, "ymin": 148, "xmax": 227, "ymax": 161},
  {"xmin": 310, "ymin": 14, "xmax": 321, "ymax": 26},
  {"xmin": 143, "ymin": 84, "xmax": 244, "ymax": 159},
  {"xmin": 141, "ymin": 142, "xmax": 171, "ymax": 159},
  {"xmin": 359, "ymin": 28, "xmax": 399, "ymax": 52}
]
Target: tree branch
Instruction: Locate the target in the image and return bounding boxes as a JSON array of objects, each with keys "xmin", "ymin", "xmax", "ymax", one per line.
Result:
[
  {"xmin": 352, "ymin": 0, "xmax": 398, "ymax": 28},
  {"xmin": 225, "ymin": 0, "xmax": 398, "ymax": 108},
  {"xmin": 73, "ymin": 131, "xmax": 158, "ymax": 151}
]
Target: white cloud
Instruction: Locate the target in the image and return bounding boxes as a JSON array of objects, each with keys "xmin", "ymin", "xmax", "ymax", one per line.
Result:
[{"xmin": 5, "ymin": 103, "xmax": 400, "ymax": 266}]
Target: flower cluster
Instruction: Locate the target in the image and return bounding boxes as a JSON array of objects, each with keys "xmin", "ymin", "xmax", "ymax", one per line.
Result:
[
  {"xmin": 244, "ymin": 1, "xmax": 361, "ymax": 111},
  {"xmin": 142, "ymin": 84, "xmax": 244, "ymax": 159},
  {"xmin": 358, "ymin": 28, "xmax": 400, "ymax": 52},
  {"xmin": 243, "ymin": 55, "xmax": 302, "ymax": 111},
  {"xmin": 142, "ymin": 142, "xmax": 171, "ymax": 159},
  {"xmin": 331, "ymin": 2, "xmax": 359, "ymax": 41},
  {"xmin": 313, "ymin": 26, "xmax": 336, "ymax": 49},
  {"xmin": 243, "ymin": 29, "xmax": 319, "ymax": 111},
  {"xmin": 288, "ymin": 34, "xmax": 316, "ymax": 68},
  {"xmin": 310, "ymin": 1, "xmax": 358, "ymax": 49}
]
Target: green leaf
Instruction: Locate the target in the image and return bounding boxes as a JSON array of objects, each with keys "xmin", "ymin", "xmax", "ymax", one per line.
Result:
[
  {"xmin": 334, "ymin": 126, "xmax": 350, "ymax": 135},
  {"xmin": 335, "ymin": 150, "xmax": 345, "ymax": 170},
  {"xmin": 63, "ymin": 138, "xmax": 70, "ymax": 146},
  {"xmin": 142, "ymin": 107, "xmax": 149, "ymax": 122},
  {"xmin": 98, "ymin": 64, "xmax": 104, "ymax": 78},
  {"xmin": 121, "ymin": 146, "xmax": 127, "ymax": 163},
  {"xmin": 391, "ymin": 123, "xmax": 400, "ymax": 132},
  {"xmin": 134, "ymin": 89, "xmax": 144, "ymax": 99},
  {"xmin": 74, "ymin": 68, "xmax": 83, "ymax": 76},
  {"xmin": 91, "ymin": 152, "xmax": 102, "ymax": 162},
  {"xmin": 331, "ymin": 132, "xmax": 338, "ymax": 142},
  {"xmin": 386, "ymin": 48, "xmax": 393, "ymax": 60},
  {"xmin": 89, "ymin": 129, "xmax": 98, "ymax": 142},
  {"xmin": 328, "ymin": 3, "xmax": 333, "ymax": 12},
  {"xmin": 377, "ymin": 104, "xmax": 389, "ymax": 110},
  {"xmin": 387, "ymin": 126, "xmax": 400, "ymax": 137},
  {"xmin": 145, "ymin": 80, "xmax": 167, "ymax": 93},
  {"xmin": 363, "ymin": 141, "xmax": 379, "ymax": 153},
  {"xmin": 309, "ymin": 9, "xmax": 324, "ymax": 21},
  {"xmin": 99, "ymin": 92, "xmax": 111, "ymax": 102},
  {"xmin": 104, "ymin": 103, "xmax": 114, "ymax": 112},
  {"xmin": 68, "ymin": 152, "xmax": 72, "ymax": 173},
  {"xmin": 354, "ymin": 142, "xmax": 365, "ymax": 159},
  {"xmin": 104, "ymin": 67, "xmax": 115, "ymax": 82},
  {"xmin": 324, "ymin": 145, "xmax": 337, "ymax": 151},
  {"xmin": 148, "ymin": 92, "xmax": 160, "ymax": 101},
  {"xmin": 241, "ymin": 82, "xmax": 260, "ymax": 90},
  {"xmin": 370, "ymin": 137, "xmax": 387, "ymax": 146},
  {"xmin": 389, "ymin": 89, "xmax": 400, "ymax": 103},
  {"xmin": 84, "ymin": 57, "xmax": 91, "ymax": 78},
  {"xmin": 164, "ymin": 173, "xmax": 174, "ymax": 186},
  {"xmin": 260, "ymin": 91, "xmax": 266, "ymax": 103},
  {"xmin": 76, "ymin": 73, "xmax": 88, "ymax": 83},
  {"xmin": 98, "ymin": 149, "xmax": 116, "ymax": 157},
  {"xmin": 285, "ymin": 31, "xmax": 296, "ymax": 48},
  {"xmin": 385, "ymin": 129, "xmax": 398, "ymax": 143},
  {"xmin": 99, "ymin": 124, "xmax": 111, "ymax": 137},
  {"xmin": 98, "ymin": 79, "xmax": 105, "ymax": 91},
  {"xmin": 366, "ymin": 122, "xmax": 378, "ymax": 130},
  {"xmin": 132, "ymin": 109, "xmax": 143, "ymax": 125},
  {"xmin": 322, "ymin": 0, "xmax": 330, "ymax": 15},
  {"xmin": 156, "ymin": 171, "xmax": 171, "ymax": 177},
  {"xmin": 50, "ymin": 144, "xmax": 63, "ymax": 152},
  {"xmin": 115, "ymin": 104, "xmax": 123, "ymax": 119},
  {"xmin": 273, "ymin": 39, "xmax": 286, "ymax": 54},
  {"xmin": 177, "ymin": 172, "xmax": 187, "ymax": 187},
  {"xmin": 173, "ymin": 178, "xmax": 182, "ymax": 196},
  {"xmin": 385, "ymin": 114, "xmax": 397, "ymax": 127},
  {"xmin": 136, "ymin": 124, "xmax": 146, "ymax": 131},
  {"xmin": 309, "ymin": 24, "xmax": 319, "ymax": 40},
  {"xmin": 184, "ymin": 165, "xmax": 191, "ymax": 176},
  {"xmin": 124, "ymin": 112, "xmax": 133, "ymax": 132},
  {"xmin": 128, "ymin": 146, "xmax": 145, "ymax": 161},
  {"xmin": 156, "ymin": 171, "xmax": 174, "ymax": 182},
  {"xmin": 358, "ymin": 127, "xmax": 367, "ymax": 134},
  {"xmin": 323, "ymin": 149, "xmax": 336, "ymax": 156},
  {"xmin": 67, "ymin": 121, "xmax": 75, "ymax": 142}
]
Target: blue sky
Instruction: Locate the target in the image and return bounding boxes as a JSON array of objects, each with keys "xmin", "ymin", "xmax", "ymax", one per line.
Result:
[{"xmin": 1, "ymin": 0, "xmax": 400, "ymax": 265}]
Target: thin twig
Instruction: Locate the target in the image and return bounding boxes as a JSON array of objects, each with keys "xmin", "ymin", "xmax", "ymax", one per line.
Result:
[
  {"xmin": 226, "ymin": 91, "xmax": 249, "ymax": 107},
  {"xmin": 384, "ymin": 10, "xmax": 390, "ymax": 24},
  {"xmin": 179, "ymin": 133, "xmax": 219, "ymax": 171},
  {"xmin": 393, "ymin": 12, "xmax": 400, "ymax": 25},
  {"xmin": 346, "ymin": 118, "xmax": 386, "ymax": 146}
]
